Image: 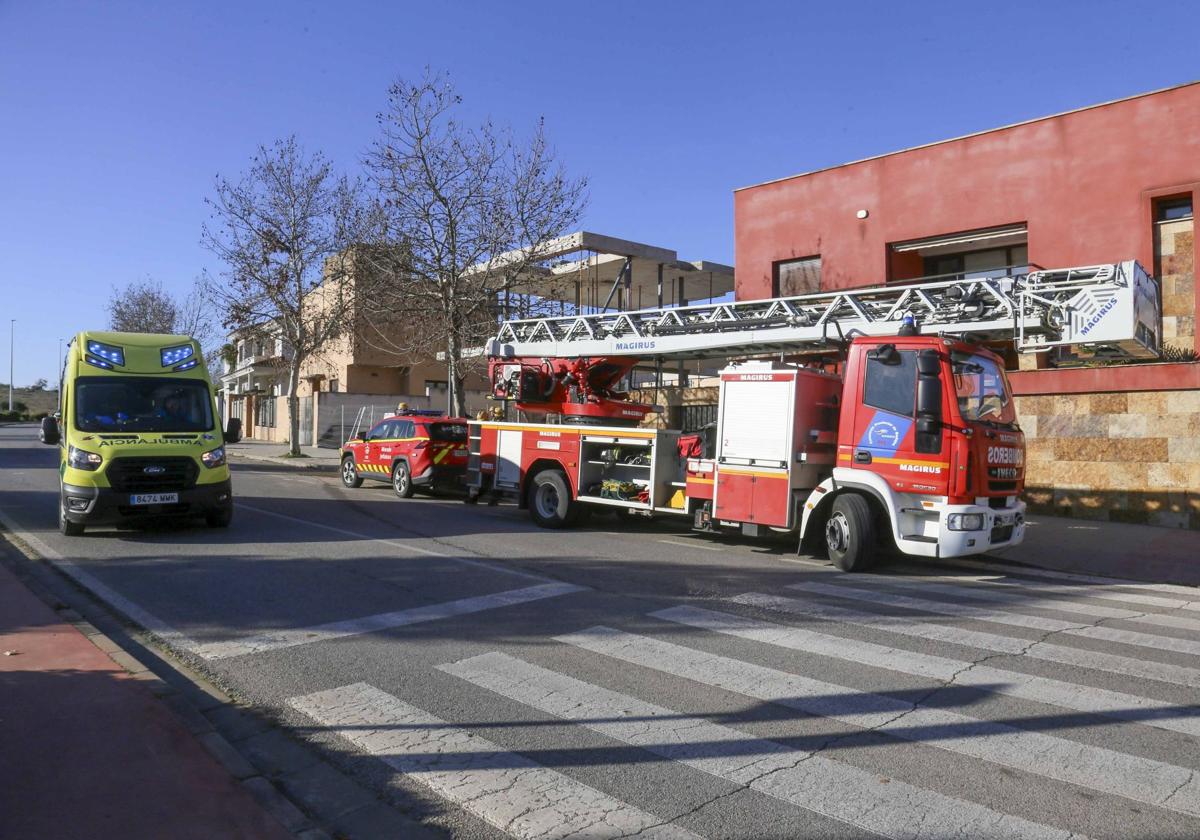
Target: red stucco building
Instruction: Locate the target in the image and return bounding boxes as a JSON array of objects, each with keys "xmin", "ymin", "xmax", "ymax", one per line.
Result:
[{"xmin": 733, "ymin": 82, "xmax": 1199, "ymax": 527}]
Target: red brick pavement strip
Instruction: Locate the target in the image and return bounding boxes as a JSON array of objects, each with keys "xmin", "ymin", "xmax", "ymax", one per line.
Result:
[{"xmin": 0, "ymin": 561, "xmax": 294, "ymax": 840}]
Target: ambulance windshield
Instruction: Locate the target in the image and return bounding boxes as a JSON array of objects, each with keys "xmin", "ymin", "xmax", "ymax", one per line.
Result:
[
  {"xmin": 952, "ymin": 353, "xmax": 1016, "ymax": 426},
  {"xmin": 75, "ymin": 377, "xmax": 214, "ymax": 433}
]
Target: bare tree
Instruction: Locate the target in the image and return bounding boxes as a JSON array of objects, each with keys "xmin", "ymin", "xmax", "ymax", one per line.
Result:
[
  {"xmin": 202, "ymin": 137, "xmax": 384, "ymax": 455},
  {"xmin": 107, "ymin": 278, "xmax": 178, "ymax": 333},
  {"xmin": 106, "ymin": 277, "xmax": 222, "ymax": 367},
  {"xmin": 365, "ymin": 71, "xmax": 587, "ymax": 417}
]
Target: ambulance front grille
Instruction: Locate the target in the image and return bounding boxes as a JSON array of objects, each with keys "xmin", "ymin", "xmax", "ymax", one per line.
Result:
[{"xmin": 106, "ymin": 457, "xmax": 199, "ymax": 493}]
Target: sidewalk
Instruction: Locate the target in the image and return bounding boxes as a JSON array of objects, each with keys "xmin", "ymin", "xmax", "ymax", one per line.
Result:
[
  {"xmin": 0, "ymin": 561, "xmax": 294, "ymax": 840},
  {"xmin": 990, "ymin": 512, "xmax": 1200, "ymax": 586},
  {"xmin": 226, "ymin": 439, "xmax": 339, "ymax": 471}
]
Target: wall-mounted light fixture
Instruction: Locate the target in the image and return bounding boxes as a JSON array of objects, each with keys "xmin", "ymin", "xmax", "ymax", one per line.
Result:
[{"xmin": 856, "ymin": 209, "xmax": 869, "ymax": 220}]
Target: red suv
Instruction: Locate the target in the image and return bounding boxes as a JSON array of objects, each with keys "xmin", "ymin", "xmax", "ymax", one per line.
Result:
[{"xmin": 340, "ymin": 412, "xmax": 470, "ymax": 498}]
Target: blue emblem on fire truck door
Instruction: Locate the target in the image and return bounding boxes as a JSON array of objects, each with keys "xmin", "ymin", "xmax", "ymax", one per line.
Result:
[{"xmin": 859, "ymin": 411, "xmax": 913, "ymax": 457}]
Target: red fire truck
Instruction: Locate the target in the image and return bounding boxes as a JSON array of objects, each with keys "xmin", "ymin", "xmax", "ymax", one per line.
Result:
[{"xmin": 468, "ymin": 262, "xmax": 1160, "ymax": 570}]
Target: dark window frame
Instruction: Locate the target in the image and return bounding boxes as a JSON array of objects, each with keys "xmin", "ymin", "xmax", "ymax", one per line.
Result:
[
  {"xmin": 1155, "ymin": 196, "xmax": 1194, "ymax": 222},
  {"xmin": 773, "ymin": 255, "xmax": 822, "ymax": 297}
]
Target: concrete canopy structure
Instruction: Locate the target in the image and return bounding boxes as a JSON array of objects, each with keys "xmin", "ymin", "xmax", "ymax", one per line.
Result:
[{"xmin": 477, "ymin": 230, "xmax": 734, "ymax": 313}]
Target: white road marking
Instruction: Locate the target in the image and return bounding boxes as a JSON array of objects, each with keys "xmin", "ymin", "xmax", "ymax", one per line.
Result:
[
  {"xmin": 197, "ymin": 582, "xmax": 588, "ymax": 659},
  {"xmin": 0, "ymin": 507, "xmax": 202, "ymax": 654},
  {"xmin": 657, "ymin": 539, "xmax": 723, "ymax": 552},
  {"xmin": 441, "ymin": 652, "xmax": 1080, "ymax": 840},
  {"xmin": 872, "ymin": 574, "xmax": 1200, "ymax": 635},
  {"xmin": 736, "ymin": 592, "xmax": 1200, "ymax": 689},
  {"xmin": 558, "ymin": 626, "xmax": 1200, "ymax": 817},
  {"xmin": 653, "ymin": 606, "xmax": 1200, "ymax": 737},
  {"xmin": 919, "ymin": 555, "xmax": 1200, "ymax": 597},
  {"xmin": 289, "ymin": 682, "xmax": 701, "ymax": 840},
  {"xmin": 236, "ymin": 501, "xmax": 550, "ymax": 582},
  {"xmin": 789, "ymin": 580, "xmax": 1200, "ymax": 658}
]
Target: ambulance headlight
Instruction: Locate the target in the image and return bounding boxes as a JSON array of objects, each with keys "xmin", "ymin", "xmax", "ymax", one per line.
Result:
[
  {"xmin": 946, "ymin": 513, "xmax": 986, "ymax": 531},
  {"xmin": 68, "ymin": 445, "xmax": 103, "ymax": 471},
  {"xmin": 201, "ymin": 447, "xmax": 226, "ymax": 468}
]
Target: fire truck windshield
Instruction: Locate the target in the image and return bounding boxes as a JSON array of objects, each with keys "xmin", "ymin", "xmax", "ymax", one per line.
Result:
[{"xmin": 951, "ymin": 353, "xmax": 1016, "ymax": 426}]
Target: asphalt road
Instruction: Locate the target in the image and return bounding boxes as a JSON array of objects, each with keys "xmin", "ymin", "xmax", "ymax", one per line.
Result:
[{"xmin": 4, "ymin": 424, "xmax": 1200, "ymax": 840}]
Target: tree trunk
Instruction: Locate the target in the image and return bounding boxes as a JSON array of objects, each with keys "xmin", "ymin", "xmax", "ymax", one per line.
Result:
[
  {"xmin": 446, "ymin": 334, "xmax": 467, "ymax": 418},
  {"xmin": 287, "ymin": 360, "xmax": 302, "ymax": 456}
]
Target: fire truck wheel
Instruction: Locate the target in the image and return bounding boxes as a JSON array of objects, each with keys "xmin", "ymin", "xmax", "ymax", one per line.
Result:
[
  {"xmin": 527, "ymin": 469, "xmax": 577, "ymax": 528},
  {"xmin": 392, "ymin": 461, "xmax": 415, "ymax": 498},
  {"xmin": 340, "ymin": 457, "xmax": 364, "ymax": 488},
  {"xmin": 825, "ymin": 494, "xmax": 877, "ymax": 572}
]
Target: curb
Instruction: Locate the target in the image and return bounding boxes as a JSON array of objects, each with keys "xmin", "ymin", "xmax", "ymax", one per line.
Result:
[
  {"xmin": 228, "ymin": 452, "xmax": 338, "ymax": 472},
  {"xmin": 0, "ymin": 527, "xmax": 438, "ymax": 840}
]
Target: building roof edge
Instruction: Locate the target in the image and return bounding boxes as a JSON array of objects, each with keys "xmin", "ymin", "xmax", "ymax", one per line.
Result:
[{"xmin": 734, "ymin": 80, "xmax": 1200, "ymax": 193}]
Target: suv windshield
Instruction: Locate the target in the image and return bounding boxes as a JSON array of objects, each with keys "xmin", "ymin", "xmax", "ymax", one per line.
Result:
[
  {"xmin": 428, "ymin": 422, "xmax": 467, "ymax": 442},
  {"xmin": 952, "ymin": 353, "xmax": 1016, "ymax": 426},
  {"xmin": 75, "ymin": 377, "xmax": 214, "ymax": 433}
]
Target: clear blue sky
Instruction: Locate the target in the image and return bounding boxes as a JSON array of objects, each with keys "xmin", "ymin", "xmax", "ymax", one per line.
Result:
[{"xmin": 1, "ymin": 0, "xmax": 1196, "ymax": 386}]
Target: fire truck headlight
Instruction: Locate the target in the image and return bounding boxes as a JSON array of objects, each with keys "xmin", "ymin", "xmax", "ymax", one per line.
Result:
[
  {"xmin": 947, "ymin": 513, "xmax": 986, "ymax": 531},
  {"xmin": 68, "ymin": 445, "xmax": 103, "ymax": 471},
  {"xmin": 201, "ymin": 447, "xmax": 226, "ymax": 469}
]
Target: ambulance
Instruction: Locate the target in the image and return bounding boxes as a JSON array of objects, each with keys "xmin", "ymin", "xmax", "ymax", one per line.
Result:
[{"xmin": 40, "ymin": 331, "xmax": 240, "ymax": 535}]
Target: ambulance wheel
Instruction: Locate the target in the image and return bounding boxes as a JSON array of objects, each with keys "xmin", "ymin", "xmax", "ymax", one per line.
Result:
[
  {"xmin": 825, "ymin": 493, "xmax": 876, "ymax": 572},
  {"xmin": 206, "ymin": 507, "xmax": 233, "ymax": 528},
  {"xmin": 59, "ymin": 498, "xmax": 84, "ymax": 537},
  {"xmin": 392, "ymin": 461, "xmax": 414, "ymax": 498},
  {"xmin": 527, "ymin": 469, "xmax": 577, "ymax": 529},
  {"xmin": 341, "ymin": 456, "xmax": 363, "ymax": 488}
]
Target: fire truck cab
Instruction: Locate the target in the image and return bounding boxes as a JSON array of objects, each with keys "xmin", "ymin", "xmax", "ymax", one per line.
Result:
[{"xmin": 340, "ymin": 411, "xmax": 470, "ymax": 498}]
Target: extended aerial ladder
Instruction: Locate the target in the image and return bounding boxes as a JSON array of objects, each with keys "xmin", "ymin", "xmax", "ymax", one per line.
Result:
[
  {"xmin": 487, "ymin": 261, "xmax": 1161, "ymax": 422},
  {"xmin": 491, "ymin": 261, "xmax": 1159, "ymax": 361}
]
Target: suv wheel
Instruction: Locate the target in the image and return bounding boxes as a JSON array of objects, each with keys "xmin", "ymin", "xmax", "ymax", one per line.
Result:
[
  {"xmin": 392, "ymin": 461, "xmax": 414, "ymax": 498},
  {"xmin": 341, "ymin": 456, "xmax": 363, "ymax": 488}
]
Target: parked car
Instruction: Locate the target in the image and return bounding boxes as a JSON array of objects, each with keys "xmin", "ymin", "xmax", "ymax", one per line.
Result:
[{"xmin": 340, "ymin": 411, "xmax": 469, "ymax": 498}]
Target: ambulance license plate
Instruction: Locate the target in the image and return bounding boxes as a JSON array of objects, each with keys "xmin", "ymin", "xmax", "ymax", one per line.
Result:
[{"xmin": 130, "ymin": 493, "xmax": 179, "ymax": 506}]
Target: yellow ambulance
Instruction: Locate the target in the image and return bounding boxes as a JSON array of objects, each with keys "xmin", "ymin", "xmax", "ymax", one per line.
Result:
[{"xmin": 40, "ymin": 331, "xmax": 240, "ymax": 535}]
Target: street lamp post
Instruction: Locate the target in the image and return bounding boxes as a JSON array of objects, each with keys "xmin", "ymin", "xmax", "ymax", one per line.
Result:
[{"xmin": 8, "ymin": 319, "xmax": 13, "ymax": 413}]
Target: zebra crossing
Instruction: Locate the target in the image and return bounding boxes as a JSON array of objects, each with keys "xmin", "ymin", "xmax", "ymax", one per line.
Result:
[{"xmin": 289, "ymin": 565, "xmax": 1200, "ymax": 839}]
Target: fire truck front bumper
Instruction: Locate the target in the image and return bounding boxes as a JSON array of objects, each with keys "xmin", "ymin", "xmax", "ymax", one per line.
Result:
[{"xmin": 929, "ymin": 500, "xmax": 1027, "ymax": 558}]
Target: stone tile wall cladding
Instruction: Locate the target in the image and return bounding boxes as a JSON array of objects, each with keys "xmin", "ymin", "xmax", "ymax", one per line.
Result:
[{"xmin": 1017, "ymin": 391, "xmax": 1200, "ymax": 529}]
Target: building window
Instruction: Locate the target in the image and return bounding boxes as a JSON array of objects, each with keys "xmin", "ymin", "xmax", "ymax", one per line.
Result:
[
  {"xmin": 890, "ymin": 224, "xmax": 1028, "ymax": 283},
  {"xmin": 1156, "ymin": 197, "xmax": 1193, "ymax": 222},
  {"xmin": 255, "ymin": 396, "xmax": 276, "ymax": 428},
  {"xmin": 329, "ymin": 379, "xmax": 339, "ymax": 393},
  {"xmin": 774, "ymin": 256, "xmax": 822, "ymax": 297}
]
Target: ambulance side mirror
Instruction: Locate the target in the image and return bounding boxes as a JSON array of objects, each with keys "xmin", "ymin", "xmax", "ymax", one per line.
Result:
[
  {"xmin": 39, "ymin": 416, "xmax": 60, "ymax": 446},
  {"xmin": 225, "ymin": 417, "xmax": 242, "ymax": 444}
]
